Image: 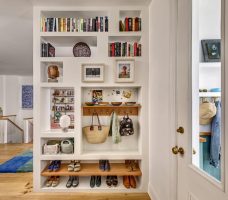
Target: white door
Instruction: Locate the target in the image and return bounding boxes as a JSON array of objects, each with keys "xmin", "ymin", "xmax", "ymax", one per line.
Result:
[{"xmin": 176, "ymin": 0, "xmax": 228, "ymax": 199}]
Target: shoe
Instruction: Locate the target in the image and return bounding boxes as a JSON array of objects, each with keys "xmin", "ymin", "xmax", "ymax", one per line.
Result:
[
  {"xmin": 129, "ymin": 176, "xmax": 136, "ymax": 188},
  {"xmin": 66, "ymin": 176, "xmax": 73, "ymax": 188},
  {"xmin": 112, "ymin": 176, "xmax": 118, "ymax": 187},
  {"xmin": 72, "ymin": 176, "xmax": 79, "ymax": 187},
  {"xmin": 90, "ymin": 176, "xmax": 96, "ymax": 188},
  {"xmin": 53, "ymin": 160, "xmax": 61, "ymax": 171},
  {"xmin": 123, "ymin": 176, "xmax": 130, "ymax": 189},
  {"xmin": 131, "ymin": 160, "xmax": 139, "ymax": 171},
  {"xmin": 104, "ymin": 160, "xmax": 110, "ymax": 171},
  {"xmin": 48, "ymin": 161, "xmax": 55, "ymax": 172},
  {"xmin": 45, "ymin": 176, "xmax": 54, "ymax": 187},
  {"xmin": 125, "ymin": 160, "xmax": 132, "ymax": 171},
  {"xmin": 99, "ymin": 160, "xmax": 105, "ymax": 171},
  {"xmin": 96, "ymin": 176, "xmax": 101, "ymax": 187},
  {"xmin": 106, "ymin": 176, "xmax": 112, "ymax": 187},
  {"xmin": 52, "ymin": 176, "xmax": 60, "ymax": 187},
  {"xmin": 68, "ymin": 160, "xmax": 75, "ymax": 171},
  {"xmin": 74, "ymin": 161, "xmax": 81, "ymax": 172}
]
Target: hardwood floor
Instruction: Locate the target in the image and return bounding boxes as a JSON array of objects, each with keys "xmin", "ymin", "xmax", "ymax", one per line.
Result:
[{"xmin": 0, "ymin": 143, "xmax": 151, "ymax": 200}]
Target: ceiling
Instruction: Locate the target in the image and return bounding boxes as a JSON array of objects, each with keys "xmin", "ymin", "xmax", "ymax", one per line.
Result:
[{"xmin": 0, "ymin": 0, "xmax": 151, "ymax": 75}]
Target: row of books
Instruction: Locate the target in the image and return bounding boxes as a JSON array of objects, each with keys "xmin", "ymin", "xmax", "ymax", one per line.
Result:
[
  {"xmin": 109, "ymin": 42, "xmax": 142, "ymax": 57},
  {"xmin": 40, "ymin": 17, "xmax": 109, "ymax": 32},
  {"xmin": 41, "ymin": 42, "xmax": 55, "ymax": 57},
  {"xmin": 119, "ymin": 17, "xmax": 141, "ymax": 32}
]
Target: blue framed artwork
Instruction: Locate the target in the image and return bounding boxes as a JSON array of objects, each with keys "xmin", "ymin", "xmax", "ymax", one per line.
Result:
[{"xmin": 22, "ymin": 85, "xmax": 33, "ymax": 109}]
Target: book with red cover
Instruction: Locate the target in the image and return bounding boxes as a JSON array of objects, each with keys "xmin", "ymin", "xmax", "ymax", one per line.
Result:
[
  {"xmin": 112, "ymin": 43, "xmax": 115, "ymax": 57},
  {"xmin": 125, "ymin": 17, "xmax": 129, "ymax": 31}
]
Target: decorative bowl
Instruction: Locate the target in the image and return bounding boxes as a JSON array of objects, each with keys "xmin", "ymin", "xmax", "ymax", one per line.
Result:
[
  {"xmin": 111, "ymin": 102, "xmax": 122, "ymax": 106},
  {"xmin": 85, "ymin": 102, "xmax": 95, "ymax": 106}
]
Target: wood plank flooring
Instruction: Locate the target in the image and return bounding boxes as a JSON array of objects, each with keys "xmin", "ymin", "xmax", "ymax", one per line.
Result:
[{"xmin": 0, "ymin": 143, "xmax": 151, "ymax": 200}]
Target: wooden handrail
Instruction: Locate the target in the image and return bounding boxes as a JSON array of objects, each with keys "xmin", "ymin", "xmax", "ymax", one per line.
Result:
[
  {"xmin": 0, "ymin": 118, "xmax": 23, "ymax": 132},
  {"xmin": 23, "ymin": 117, "xmax": 33, "ymax": 120},
  {"xmin": 0, "ymin": 115, "xmax": 16, "ymax": 118}
]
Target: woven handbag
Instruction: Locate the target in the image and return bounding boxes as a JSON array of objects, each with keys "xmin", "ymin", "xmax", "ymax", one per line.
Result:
[{"xmin": 83, "ymin": 112, "xmax": 109, "ymax": 144}]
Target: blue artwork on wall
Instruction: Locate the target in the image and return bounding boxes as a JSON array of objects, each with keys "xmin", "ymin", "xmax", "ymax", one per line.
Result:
[{"xmin": 22, "ymin": 85, "xmax": 33, "ymax": 109}]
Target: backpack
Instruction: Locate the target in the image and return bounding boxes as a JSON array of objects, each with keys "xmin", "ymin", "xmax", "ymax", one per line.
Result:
[{"xmin": 119, "ymin": 115, "xmax": 134, "ymax": 136}]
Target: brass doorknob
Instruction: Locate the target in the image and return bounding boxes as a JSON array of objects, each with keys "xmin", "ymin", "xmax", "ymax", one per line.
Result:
[
  {"xmin": 172, "ymin": 146, "xmax": 185, "ymax": 155},
  {"xmin": 177, "ymin": 127, "xmax": 184, "ymax": 134}
]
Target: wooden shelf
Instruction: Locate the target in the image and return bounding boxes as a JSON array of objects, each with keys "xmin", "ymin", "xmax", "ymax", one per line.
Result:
[
  {"xmin": 82, "ymin": 104, "xmax": 141, "ymax": 116},
  {"xmin": 41, "ymin": 163, "xmax": 142, "ymax": 177}
]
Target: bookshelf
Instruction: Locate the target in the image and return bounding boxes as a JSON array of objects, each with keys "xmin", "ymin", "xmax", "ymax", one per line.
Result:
[{"xmin": 33, "ymin": 6, "xmax": 149, "ymax": 192}]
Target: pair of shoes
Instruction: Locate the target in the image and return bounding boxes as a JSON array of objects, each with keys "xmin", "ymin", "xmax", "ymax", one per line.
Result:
[
  {"xmin": 125, "ymin": 160, "xmax": 138, "ymax": 171},
  {"xmin": 123, "ymin": 176, "xmax": 136, "ymax": 189},
  {"xmin": 48, "ymin": 160, "xmax": 61, "ymax": 172},
  {"xmin": 90, "ymin": 176, "xmax": 101, "ymax": 188},
  {"xmin": 68, "ymin": 160, "xmax": 81, "ymax": 172},
  {"xmin": 106, "ymin": 176, "xmax": 118, "ymax": 187},
  {"xmin": 45, "ymin": 176, "xmax": 60, "ymax": 187},
  {"xmin": 66, "ymin": 176, "xmax": 79, "ymax": 188},
  {"xmin": 99, "ymin": 160, "xmax": 110, "ymax": 171}
]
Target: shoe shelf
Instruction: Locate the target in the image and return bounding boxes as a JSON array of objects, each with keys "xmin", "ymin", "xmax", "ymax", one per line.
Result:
[
  {"xmin": 82, "ymin": 104, "xmax": 141, "ymax": 116},
  {"xmin": 41, "ymin": 163, "xmax": 142, "ymax": 177}
]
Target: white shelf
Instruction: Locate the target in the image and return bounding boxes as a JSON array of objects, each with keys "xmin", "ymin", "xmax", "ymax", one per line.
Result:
[
  {"xmin": 40, "ymin": 83, "xmax": 74, "ymax": 88},
  {"xmin": 41, "ymin": 176, "xmax": 141, "ymax": 192},
  {"xmin": 41, "ymin": 154, "xmax": 76, "ymax": 160},
  {"xmin": 41, "ymin": 130, "xmax": 75, "ymax": 138},
  {"xmin": 199, "ymin": 62, "xmax": 221, "ymax": 68},
  {"xmin": 199, "ymin": 92, "xmax": 221, "ymax": 97}
]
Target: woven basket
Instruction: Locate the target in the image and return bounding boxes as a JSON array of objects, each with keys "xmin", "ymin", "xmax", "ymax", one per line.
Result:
[
  {"xmin": 83, "ymin": 125, "xmax": 109, "ymax": 144},
  {"xmin": 82, "ymin": 112, "xmax": 109, "ymax": 144}
]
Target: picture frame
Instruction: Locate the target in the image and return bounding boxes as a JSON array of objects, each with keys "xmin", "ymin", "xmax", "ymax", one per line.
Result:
[
  {"xmin": 115, "ymin": 59, "xmax": 135, "ymax": 83},
  {"xmin": 82, "ymin": 63, "xmax": 104, "ymax": 82},
  {"xmin": 201, "ymin": 39, "xmax": 221, "ymax": 62}
]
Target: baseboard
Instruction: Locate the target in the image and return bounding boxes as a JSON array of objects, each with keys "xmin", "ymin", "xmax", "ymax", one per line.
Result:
[{"xmin": 148, "ymin": 182, "xmax": 160, "ymax": 200}]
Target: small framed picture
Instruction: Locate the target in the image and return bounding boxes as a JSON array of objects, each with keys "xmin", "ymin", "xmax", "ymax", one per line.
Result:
[
  {"xmin": 115, "ymin": 59, "xmax": 135, "ymax": 82},
  {"xmin": 92, "ymin": 90, "xmax": 103, "ymax": 103},
  {"xmin": 82, "ymin": 64, "xmax": 104, "ymax": 82},
  {"xmin": 201, "ymin": 39, "xmax": 221, "ymax": 62}
]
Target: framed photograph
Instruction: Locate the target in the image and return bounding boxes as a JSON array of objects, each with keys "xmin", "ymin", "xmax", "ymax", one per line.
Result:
[
  {"xmin": 201, "ymin": 39, "xmax": 221, "ymax": 62},
  {"xmin": 82, "ymin": 63, "xmax": 104, "ymax": 82},
  {"xmin": 22, "ymin": 85, "xmax": 33, "ymax": 109},
  {"xmin": 92, "ymin": 90, "xmax": 103, "ymax": 103},
  {"xmin": 115, "ymin": 59, "xmax": 135, "ymax": 82}
]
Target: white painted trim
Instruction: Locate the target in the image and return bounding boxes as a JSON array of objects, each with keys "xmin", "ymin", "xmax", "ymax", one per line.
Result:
[{"xmin": 148, "ymin": 182, "xmax": 160, "ymax": 200}]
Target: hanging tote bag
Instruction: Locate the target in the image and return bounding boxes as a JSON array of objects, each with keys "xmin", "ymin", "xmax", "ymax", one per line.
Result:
[{"xmin": 83, "ymin": 112, "xmax": 110, "ymax": 144}]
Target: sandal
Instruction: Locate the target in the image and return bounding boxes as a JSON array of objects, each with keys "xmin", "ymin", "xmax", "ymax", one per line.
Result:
[
  {"xmin": 112, "ymin": 176, "xmax": 118, "ymax": 187},
  {"xmin": 123, "ymin": 176, "xmax": 130, "ymax": 189},
  {"xmin": 99, "ymin": 160, "xmax": 105, "ymax": 171},
  {"xmin": 45, "ymin": 176, "xmax": 54, "ymax": 187},
  {"xmin": 52, "ymin": 176, "xmax": 60, "ymax": 187},
  {"xmin": 48, "ymin": 161, "xmax": 55, "ymax": 172},
  {"xmin": 96, "ymin": 176, "xmax": 101, "ymax": 187},
  {"xmin": 68, "ymin": 160, "xmax": 75, "ymax": 171},
  {"xmin": 53, "ymin": 160, "xmax": 61, "ymax": 171},
  {"xmin": 90, "ymin": 176, "xmax": 96, "ymax": 188},
  {"xmin": 74, "ymin": 161, "xmax": 81, "ymax": 172},
  {"xmin": 106, "ymin": 176, "xmax": 112, "ymax": 187},
  {"xmin": 104, "ymin": 160, "xmax": 110, "ymax": 171}
]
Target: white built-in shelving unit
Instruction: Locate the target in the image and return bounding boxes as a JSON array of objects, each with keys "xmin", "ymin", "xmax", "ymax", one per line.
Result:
[{"xmin": 33, "ymin": 6, "xmax": 149, "ymax": 192}]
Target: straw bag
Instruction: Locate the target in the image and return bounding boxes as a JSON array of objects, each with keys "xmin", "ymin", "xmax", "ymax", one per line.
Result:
[{"xmin": 83, "ymin": 112, "xmax": 109, "ymax": 144}]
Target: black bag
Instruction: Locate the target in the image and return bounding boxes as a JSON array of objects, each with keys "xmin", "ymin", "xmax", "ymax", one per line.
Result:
[{"xmin": 119, "ymin": 115, "xmax": 134, "ymax": 136}]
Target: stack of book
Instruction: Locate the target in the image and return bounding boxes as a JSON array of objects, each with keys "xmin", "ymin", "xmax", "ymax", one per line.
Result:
[
  {"xmin": 41, "ymin": 16, "xmax": 109, "ymax": 32},
  {"xmin": 119, "ymin": 17, "xmax": 141, "ymax": 32},
  {"xmin": 41, "ymin": 42, "xmax": 55, "ymax": 57},
  {"xmin": 109, "ymin": 42, "xmax": 141, "ymax": 57}
]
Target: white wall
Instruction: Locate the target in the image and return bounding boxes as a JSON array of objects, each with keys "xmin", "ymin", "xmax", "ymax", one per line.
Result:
[
  {"xmin": 0, "ymin": 75, "xmax": 33, "ymax": 128},
  {"xmin": 148, "ymin": 0, "xmax": 175, "ymax": 200}
]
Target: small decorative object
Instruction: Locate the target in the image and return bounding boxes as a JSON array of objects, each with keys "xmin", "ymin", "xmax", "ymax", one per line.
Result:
[
  {"xmin": 59, "ymin": 115, "xmax": 71, "ymax": 132},
  {"xmin": 122, "ymin": 90, "xmax": 132, "ymax": 99},
  {"xmin": 22, "ymin": 85, "xmax": 33, "ymax": 109},
  {"xmin": 82, "ymin": 63, "xmax": 104, "ymax": 82},
  {"xmin": 83, "ymin": 113, "xmax": 110, "ymax": 144},
  {"xmin": 48, "ymin": 65, "xmax": 59, "ymax": 82},
  {"xmin": 111, "ymin": 102, "xmax": 122, "ymax": 106},
  {"xmin": 115, "ymin": 59, "xmax": 135, "ymax": 82},
  {"xmin": 85, "ymin": 102, "xmax": 95, "ymax": 106},
  {"xmin": 61, "ymin": 139, "xmax": 74, "ymax": 154},
  {"xmin": 92, "ymin": 90, "xmax": 103, "ymax": 104},
  {"xmin": 125, "ymin": 102, "xmax": 136, "ymax": 106},
  {"xmin": 119, "ymin": 115, "xmax": 134, "ymax": 136},
  {"xmin": 43, "ymin": 143, "xmax": 60, "ymax": 155},
  {"xmin": 201, "ymin": 39, "xmax": 221, "ymax": 62},
  {"xmin": 73, "ymin": 42, "xmax": 91, "ymax": 57}
]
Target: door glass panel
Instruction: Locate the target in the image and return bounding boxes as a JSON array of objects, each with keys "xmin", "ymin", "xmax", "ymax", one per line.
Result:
[{"xmin": 192, "ymin": 0, "xmax": 222, "ymax": 181}]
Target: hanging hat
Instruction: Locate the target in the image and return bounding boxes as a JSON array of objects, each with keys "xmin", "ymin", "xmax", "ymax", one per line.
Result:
[{"xmin": 200, "ymin": 102, "xmax": 217, "ymax": 125}]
